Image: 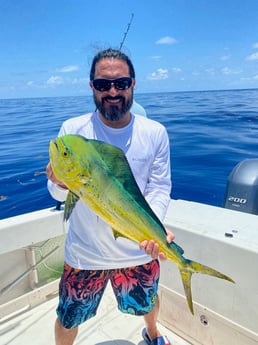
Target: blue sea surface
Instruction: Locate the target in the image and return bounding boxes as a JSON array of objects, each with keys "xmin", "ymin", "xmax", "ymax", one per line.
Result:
[{"xmin": 1, "ymin": 89, "xmax": 258, "ymax": 220}]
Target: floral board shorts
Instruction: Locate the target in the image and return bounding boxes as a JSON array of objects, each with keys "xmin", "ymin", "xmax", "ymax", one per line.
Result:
[{"xmin": 56, "ymin": 259, "xmax": 160, "ymax": 329}]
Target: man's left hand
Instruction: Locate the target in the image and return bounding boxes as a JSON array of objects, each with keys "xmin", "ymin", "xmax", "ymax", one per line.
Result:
[{"xmin": 139, "ymin": 228, "xmax": 175, "ymax": 261}]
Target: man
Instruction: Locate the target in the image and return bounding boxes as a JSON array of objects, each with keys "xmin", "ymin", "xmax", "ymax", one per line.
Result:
[{"xmin": 46, "ymin": 48, "xmax": 174, "ymax": 345}]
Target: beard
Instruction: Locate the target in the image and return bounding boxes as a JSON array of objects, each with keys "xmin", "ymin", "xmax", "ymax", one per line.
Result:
[{"xmin": 93, "ymin": 93, "xmax": 133, "ymax": 122}]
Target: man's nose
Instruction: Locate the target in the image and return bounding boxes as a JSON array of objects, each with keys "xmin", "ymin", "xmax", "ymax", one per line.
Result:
[{"xmin": 108, "ymin": 83, "xmax": 119, "ymax": 95}]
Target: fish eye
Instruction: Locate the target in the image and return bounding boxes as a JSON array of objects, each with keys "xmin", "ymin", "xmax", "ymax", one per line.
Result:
[{"xmin": 62, "ymin": 148, "xmax": 69, "ymax": 158}]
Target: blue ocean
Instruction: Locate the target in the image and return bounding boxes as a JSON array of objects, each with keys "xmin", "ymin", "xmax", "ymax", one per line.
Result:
[{"xmin": 1, "ymin": 89, "xmax": 258, "ymax": 220}]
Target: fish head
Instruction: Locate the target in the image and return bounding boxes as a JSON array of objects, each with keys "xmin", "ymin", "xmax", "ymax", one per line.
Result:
[{"xmin": 49, "ymin": 134, "xmax": 90, "ymax": 185}]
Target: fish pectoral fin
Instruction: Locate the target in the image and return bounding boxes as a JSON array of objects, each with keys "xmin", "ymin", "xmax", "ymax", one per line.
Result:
[
  {"xmin": 111, "ymin": 227, "xmax": 130, "ymax": 240},
  {"xmin": 64, "ymin": 191, "xmax": 80, "ymax": 221}
]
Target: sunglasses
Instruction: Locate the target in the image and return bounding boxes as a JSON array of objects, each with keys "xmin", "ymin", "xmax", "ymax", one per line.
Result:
[{"xmin": 92, "ymin": 77, "xmax": 133, "ymax": 92}]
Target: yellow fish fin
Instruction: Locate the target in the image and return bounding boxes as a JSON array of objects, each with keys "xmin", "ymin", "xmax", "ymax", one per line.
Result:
[
  {"xmin": 179, "ymin": 260, "xmax": 235, "ymax": 314},
  {"xmin": 191, "ymin": 261, "xmax": 235, "ymax": 283},
  {"xmin": 179, "ymin": 269, "xmax": 194, "ymax": 314},
  {"xmin": 64, "ymin": 191, "xmax": 80, "ymax": 221},
  {"xmin": 112, "ymin": 227, "xmax": 131, "ymax": 240}
]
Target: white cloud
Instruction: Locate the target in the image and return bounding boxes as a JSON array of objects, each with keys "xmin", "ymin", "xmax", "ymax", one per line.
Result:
[
  {"xmin": 155, "ymin": 36, "xmax": 177, "ymax": 45},
  {"xmin": 171, "ymin": 67, "xmax": 181, "ymax": 73},
  {"xmin": 71, "ymin": 77, "xmax": 88, "ymax": 85},
  {"xmin": 220, "ymin": 55, "xmax": 230, "ymax": 61},
  {"xmin": 221, "ymin": 67, "xmax": 241, "ymax": 75},
  {"xmin": 253, "ymin": 75, "xmax": 258, "ymax": 80},
  {"xmin": 147, "ymin": 68, "xmax": 169, "ymax": 80},
  {"xmin": 150, "ymin": 55, "xmax": 162, "ymax": 60},
  {"xmin": 56, "ymin": 65, "xmax": 80, "ymax": 73},
  {"xmin": 221, "ymin": 67, "xmax": 231, "ymax": 75},
  {"xmin": 46, "ymin": 76, "xmax": 64, "ymax": 85},
  {"xmin": 205, "ymin": 68, "xmax": 216, "ymax": 75},
  {"xmin": 192, "ymin": 71, "xmax": 200, "ymax": 76},
  {"xmin": 246, "ymin": 52, "xmax": 258, "ymax": 61},
  {"xmin": 27, "ymin": 81, "xmax": 34, "ymax": 87},
  {"xmin": 252, "ymin": 43, "xmax": 258, "ymax": 49}
]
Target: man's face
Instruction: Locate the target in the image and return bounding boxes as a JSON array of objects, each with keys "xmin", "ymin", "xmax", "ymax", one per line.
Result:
[{"xmin": 90, "ymin": 58, "xmax": 135, "ymax": 123}]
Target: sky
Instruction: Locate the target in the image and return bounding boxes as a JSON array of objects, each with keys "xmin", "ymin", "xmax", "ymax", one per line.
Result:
[{"xmin": 0, "ymin": 0, "xmax": 258, "ymax": 99}]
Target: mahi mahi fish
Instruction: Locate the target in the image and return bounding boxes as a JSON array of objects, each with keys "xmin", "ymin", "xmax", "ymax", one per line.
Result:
[{"xmin": 49, "ymin": 134, "xmax": 234, "ymax": 314}]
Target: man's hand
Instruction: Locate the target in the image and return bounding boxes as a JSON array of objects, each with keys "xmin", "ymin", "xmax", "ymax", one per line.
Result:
[
  {"xmin": 139, "ymin": 228, "xmax": 175, "ymax": 261},
  {"xmin": 46, "ymin": 162, "xmax": 68, "ymax": 189}
]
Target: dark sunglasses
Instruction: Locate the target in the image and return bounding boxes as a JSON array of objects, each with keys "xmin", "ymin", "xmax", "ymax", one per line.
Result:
[{"xmin": 92, "ymin": 77, "xmax": 133, "ymax": 92}]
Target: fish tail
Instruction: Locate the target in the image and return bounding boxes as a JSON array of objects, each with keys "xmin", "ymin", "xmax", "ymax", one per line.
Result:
[
  {"xmin": 179, "ymin": 269, "xmax": 194, "ymax": 314},
  {"xmin": 179, "ymin": 259, "xmax": 235, "ymax": 314}
]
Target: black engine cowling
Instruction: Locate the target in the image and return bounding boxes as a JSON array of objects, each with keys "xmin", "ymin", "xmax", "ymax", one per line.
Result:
[{"xmin": 224, "ymin": 159, "xmax": 258, "ymax": 215}]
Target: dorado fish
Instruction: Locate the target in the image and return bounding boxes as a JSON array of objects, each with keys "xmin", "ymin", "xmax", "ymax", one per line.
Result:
[{"xmin": 49, "ymin": 134, "xmax": 234, "ymax": 314}]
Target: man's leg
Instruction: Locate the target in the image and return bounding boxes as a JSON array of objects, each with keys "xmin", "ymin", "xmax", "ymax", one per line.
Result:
[
  {"xmin": 143, "ymin": 297, "xmax": 161, "ymax": 340},
  {"xmin": 55, "ymin": 318, "xmax": 78, "ymax": 345}
]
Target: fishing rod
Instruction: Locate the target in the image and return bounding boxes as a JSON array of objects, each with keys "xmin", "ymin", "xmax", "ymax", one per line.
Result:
[{"xmin": 119, "ymin": 13, "xmax": 134, "ymax": 51}]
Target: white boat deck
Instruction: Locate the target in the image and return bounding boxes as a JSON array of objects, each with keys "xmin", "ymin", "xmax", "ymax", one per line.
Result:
[
  {"xmin": 1, "ymin": 200, "xmax": 258, "ymax": 345},
  {"xmin": 0, "ymin": 283, "xmax": 190, "ymax": 345}
]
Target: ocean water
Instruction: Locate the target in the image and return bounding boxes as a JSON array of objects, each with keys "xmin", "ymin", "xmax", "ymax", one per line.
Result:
[{"xmin": 1, "ymin": 89, "xmax": 258, "ymax": 220}]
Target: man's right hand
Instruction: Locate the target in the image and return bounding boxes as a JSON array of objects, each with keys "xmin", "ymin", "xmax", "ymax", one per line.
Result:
[{"xmin": 46, "ymin": 162, "xmax": 68, "ymax": 189}]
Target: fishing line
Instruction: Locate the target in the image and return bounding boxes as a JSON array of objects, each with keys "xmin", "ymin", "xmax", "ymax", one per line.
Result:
[{"xmin": 119, "ymin": 13, "xmax": 134, "ymax": 51}]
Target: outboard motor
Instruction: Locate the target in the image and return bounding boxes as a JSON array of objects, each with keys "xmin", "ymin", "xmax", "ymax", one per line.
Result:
[{"xmin": 224, "ymin": 159, "xmax": 258, "ymax": 215}]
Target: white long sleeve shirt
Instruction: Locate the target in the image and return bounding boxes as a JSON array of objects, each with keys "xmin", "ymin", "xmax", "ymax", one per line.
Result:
[{"xmin": 48, "ymin": 112, "xmax": 171, "ymax": 269}]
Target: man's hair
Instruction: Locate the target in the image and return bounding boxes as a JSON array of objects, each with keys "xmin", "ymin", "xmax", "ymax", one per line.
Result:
[{"xmin": 90, "ymin": 48, "xmax": 135, "ymax": 81}]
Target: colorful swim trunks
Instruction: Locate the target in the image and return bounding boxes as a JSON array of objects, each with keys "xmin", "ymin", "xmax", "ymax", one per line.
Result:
[{"xmin": 56, "ymin": 259, "xmax": 160, "ymax": 329}]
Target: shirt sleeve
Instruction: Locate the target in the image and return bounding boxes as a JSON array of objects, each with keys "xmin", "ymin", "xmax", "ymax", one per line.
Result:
[
  {"xmin": 47, "ymin": 123, "xmax": 69, "ymax": 201},
  {"xmin": 47, "ymin": 179, "xmax": 68, "ymax": 202},
  {"xmin": 143, "ymin": 127, "xmax": 172, "ymax": 222}
]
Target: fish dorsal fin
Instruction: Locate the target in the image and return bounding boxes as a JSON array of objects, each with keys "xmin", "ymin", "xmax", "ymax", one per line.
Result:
[
  {"xmin": 64, "ymin": 191, "xmax": 80, "ymax": 221},
  {"xmin": 89, "ymin": 139, "xmax": 166, "ymax": 233}
]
